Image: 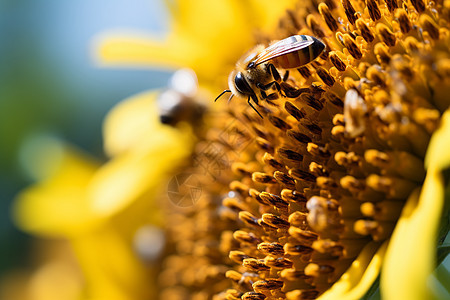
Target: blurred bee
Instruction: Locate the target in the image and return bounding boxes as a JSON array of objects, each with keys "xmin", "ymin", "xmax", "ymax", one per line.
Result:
[
  {"xmin": 215, "ymin": 35, "xmax": 325, "ymax": 118},
  {"xmin": 157, "ymin": 68, "xmax": 206, "ymax": 126}
]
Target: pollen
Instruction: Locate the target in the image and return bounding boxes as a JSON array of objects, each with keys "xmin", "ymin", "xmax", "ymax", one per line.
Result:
[{"xmin": 158, "ymin": 0, "xmax": 450, "ymax": 298}]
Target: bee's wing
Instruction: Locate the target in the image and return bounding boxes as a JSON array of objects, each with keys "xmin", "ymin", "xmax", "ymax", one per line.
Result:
[{"xmin": 252, "ymin": 37, "xmax": 315, "ymax": 66}]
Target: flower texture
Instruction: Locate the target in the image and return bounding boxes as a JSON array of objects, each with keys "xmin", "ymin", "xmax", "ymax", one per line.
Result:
[{"xmin": 153, "ymin": 0, "xmax": 450, "ymax": 299}]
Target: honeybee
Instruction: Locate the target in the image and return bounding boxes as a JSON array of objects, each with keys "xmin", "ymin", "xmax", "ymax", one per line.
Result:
[
  {"xmin": 157, "ymin": 68, "xmax": 206, "ymax": 126},
  {"xmin": 215, "ymin": 35, "xmax": 325, "ymax": 118}
]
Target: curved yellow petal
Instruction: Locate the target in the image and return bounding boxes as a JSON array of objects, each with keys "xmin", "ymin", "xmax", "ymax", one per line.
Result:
[
  {"xmin": 71, "ymin": 228, "xmax": 155, "ymax": 300},
  {"xmin": 95, "ymin": 31, "xmax": 246, "ymax": 84},
  {"xmin": 247, "ymin": 0, "xmax": 298, "ymax": 31},
  {"xmin": 13, "ymin": 143, "xmax": 102, "ymax": 237},
  {"xmin": 90, "ymin": 124, "xmax": 193, "ymax": 218},
  {"xmin": 167, "ymin": 0, "xmax": 252, "ymax": 40},
  {"xmin": 102, "ymin": 90, "xmax": 161, "ymax": 157},
  {"xmin": 382, "ymin": 109, "xmax": 450, "ymax": 299},
  {"xmin": 94, "ymin": 0, "xmax": 255, "ymax": 81},
  {"xmin": 94, "ymin": 33, "xmax": 192, "ymax": 70},
  {"xmin": 381, "ymin": 179, "xmax": 443, "ymax": 299},
  {"xmin": 14, "ymin": 185, "xmax": 97, "ymax": 238},
  {"xmin": 318, "ymin": 241, "xmax": 386, "ymax": 300},
  {"xmin": 94, "ymin": 0, "xmax": 298, "ymax": 87},
  {"xmin": 425, "ymin": 109, "xmax": 450, "ymax": 170},
  {"xmin": 163, "ymin": 0, "xmax": 296, "ymax": 33}
]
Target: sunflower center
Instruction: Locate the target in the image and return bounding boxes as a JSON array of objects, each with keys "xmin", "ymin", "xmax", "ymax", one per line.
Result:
[{"xmin": 159, "ymin": 0, "xmax": 450, "ymax": 297}]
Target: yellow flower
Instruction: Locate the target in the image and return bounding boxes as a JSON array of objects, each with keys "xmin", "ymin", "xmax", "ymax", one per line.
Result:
[
  {"xmin": 95, "ymin": 0, "xmax": 296, "ymax": 87},
  {"xmin": 14, "ymin": 0, "xmax": 450, "ymax": 299},
  {"xmin": 124, "ymin": 0, "xmax": 449, "ymax": 299},
  {"xmin": 380, "ymin": 110, "xmax": 450, "ymax": 300},
  {"xmin": 12, "ymin": 1, "xmax": 295, "ymax": 298},
  {"xmin": 13, "ymin": 90, "xmax": 194, "ymax": 300}
]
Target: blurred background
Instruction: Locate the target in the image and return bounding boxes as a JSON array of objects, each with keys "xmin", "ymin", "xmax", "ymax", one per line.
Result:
[{"xmin": 0, "ymin": 0, "xmax": 172, "ymax": 279}]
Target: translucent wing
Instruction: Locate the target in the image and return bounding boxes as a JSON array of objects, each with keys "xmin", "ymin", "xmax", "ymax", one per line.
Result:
[{"xmin": 252, "ymin": 35, "xmax": 315, "ymax": 66}]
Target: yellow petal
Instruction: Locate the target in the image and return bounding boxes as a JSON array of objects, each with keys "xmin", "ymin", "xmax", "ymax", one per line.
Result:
[
  {"xmin": 246, "ymin": 0, "xmax": 298, "ymax": 31},
  {"xmin": 381, "ymin": 180, "xmax": 443, "ymax": 299},
  {"xmin": 166, "ymin": 0, "xmax": 251, "ymax": 36},
  {"xmin": 94, "ymin": 0, "xmax": 298, "ymax": 86},
  {"xmin": 102, "ymin": 90, "xmax": 161, "ymax": 157},
  {"xmin": 94, "ymin": 0, "xmax": 255, "ymax": 81},
  {"xmin": 94, "ymin": 33, "xmax": 191, "ymax": 70},
  {"xmin": 318, "ymin": 241, "xmax": 386, "ymax": 300},
  {"xmin": 163, "ymin": 0, "xmax": 296, "ymax": 33},
  {"xmin": 425, "ymin": 109, "xmax": 450, "ymax": 170},
  {"xmin": 90, "ymin": 125, "xmax": 193, "ymax": 218},
  {"xmin": 71, "ymin": 227, "xmax": 155, "ymax": 300},
  {"xmin": 382, "ymin": 109, "xmax": 450, "ymax": 299},
  {"xmin": 95, "ymin": 31, "xmax": 247, "ymax": 84},
  {"xmin": 13, "ymin": 143, "xmax": 102, "ymax": 237}
]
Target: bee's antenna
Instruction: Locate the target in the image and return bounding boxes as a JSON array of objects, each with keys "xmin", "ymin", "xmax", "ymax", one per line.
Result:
[
  {"xmin": 214, "ymin": 89, "xmax": 231, "ymax": 102},
  {"xmin": 227, "ymin": 94, "xmax": 234, "ymax": 103}
]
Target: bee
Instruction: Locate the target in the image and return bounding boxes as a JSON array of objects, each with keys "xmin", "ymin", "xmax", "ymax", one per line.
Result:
[
  {"xmin": 215, "ymin": 35, "xmax": 325, "ymax": 118},
  {"xmin": 157, "ymin": 68, "xmax": 206, "ymax": 126}
]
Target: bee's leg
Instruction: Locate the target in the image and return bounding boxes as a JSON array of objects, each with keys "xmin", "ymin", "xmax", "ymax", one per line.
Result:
[
  {"xmin": 282, "ymin": 70, "xmax": 290, "ymax": 82},
  {"xmin": 251, "ymin": 93, "xmax": 259, "ymax": 105},
  {"xmin": 266, "ymin": 64, "xmax": 287, "ymax": 96},
  {"xmin": 257, "ymin": 81, "xmax": 281, "ymax": 91},
  {"xmin": 248, "ymin": 95, "xmax": 263, "ymax": 119},
  {"xmin": 257, "ymin": 82, "xmax": 269, "ymax": 91},
  {"xmin": 260, "ymin": 88, "xmax": 279, "ymax": 101},
  {"xmin": 260, "ymin": 90, "xmax": 268, "ymax": 99},
  {"xmin": 267, "ymin": 63, "xmax": 281, "ymax": 82},
  {"xmin": 272, "ymin": 82, "xmax": 282, "ymax": 94},
  {"xmin": 257, "ymin": 81, "xmax": 284, "ymax": 97},
  {"xmin": 261, "ymin": 88, "xmax": 281, "ymax": 101}
]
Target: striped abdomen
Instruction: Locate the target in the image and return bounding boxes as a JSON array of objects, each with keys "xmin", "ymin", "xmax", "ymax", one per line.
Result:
[{"xmin": 270, "ymin": 35, "xmax": 325, "ymax": 69}]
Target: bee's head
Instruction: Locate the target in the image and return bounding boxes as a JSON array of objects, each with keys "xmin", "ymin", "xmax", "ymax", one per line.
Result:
[
  {"xmin": 228, "ymin": 70, "xmax": 254, "ymax": 98},
  {"xmin": 215, "ymin": 69, "xmax": 256, "ymax": 104}
]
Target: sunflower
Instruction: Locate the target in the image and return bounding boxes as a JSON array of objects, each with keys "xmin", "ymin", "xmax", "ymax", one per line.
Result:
[
  {"xmin": 147, "ymin": 0, "xmax": 450, "ymax": 299},
  {"xmin": 13, "ymin": 0, "xmax": 450, "ymax": 299},
  {"xmin": 11, "ymin": 1, "xmax": 295, "ymax": 299},
  {"xmin": 12, "ymin": 92, "xmax": 195, "ymax": 300}
]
